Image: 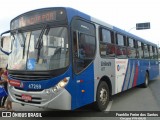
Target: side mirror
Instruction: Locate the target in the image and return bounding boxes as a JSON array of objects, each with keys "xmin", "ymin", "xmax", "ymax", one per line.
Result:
[
  {"xmin": 0, "ymin": 30, "xmax": 11, "ymax": 54},
  {"xmin": 0, "ymin": 37, "xmax": 4, "ymax": 48}
]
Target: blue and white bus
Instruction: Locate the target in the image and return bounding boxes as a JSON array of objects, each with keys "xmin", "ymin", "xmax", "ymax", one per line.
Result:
[{"xmin": 1, "ymin": 7, "xmax": 159, "ymax": 111}]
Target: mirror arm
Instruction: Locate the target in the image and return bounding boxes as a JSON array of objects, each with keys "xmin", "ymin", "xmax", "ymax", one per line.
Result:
[
  {"xmin": 0, "ymin": 30, "xmax": 11, "ymax": 54},
  {"xmin": 1, "ymin": 30, "xmax": 11, "ymax": 36}
]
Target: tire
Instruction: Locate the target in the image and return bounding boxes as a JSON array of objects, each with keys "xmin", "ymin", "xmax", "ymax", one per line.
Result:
[
  {"xmin": 142, "ymin": 73, "xmax": 149, "ymax": 88},
  {"xmin": 94, "ymin": 81, "xmax": 110, "ymax": 111}
]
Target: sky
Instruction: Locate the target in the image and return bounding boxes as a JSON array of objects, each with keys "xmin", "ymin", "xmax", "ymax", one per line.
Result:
[{"xmin": 0, "ymin": 0, "xmax": 159, "ymax": 46}]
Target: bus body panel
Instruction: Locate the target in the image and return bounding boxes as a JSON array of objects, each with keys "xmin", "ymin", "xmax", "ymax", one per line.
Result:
[
  {"xmin": 93, "ymin": 57, "xmax": 116, "ymax": 99},
  {"xmin": 116, "ymin": 59, "xmax": 129, "ymax": 93},
  {"xmin": 94, "ymin": 57, "xmax": 159, "ymax": 97},
  {"xmin": 8, "ymin": 66, "xmax": 73, "ymax": 110},
  {"xmin": 9, "ymin": 85, "xmax": 72, "ymax": 110},
  {"xmin": 5, "ymin": 7, "xmax": 159, "ymax": 111},
  {"xmin": 149, "ymin": 60, "xmax": 159, "ymax": 80},
  {"xmin": 71, "ymin": 63, "xmax": 94, "ymax": 110}
]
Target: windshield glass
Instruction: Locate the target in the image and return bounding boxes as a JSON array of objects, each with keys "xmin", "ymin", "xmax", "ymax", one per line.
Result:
[
  {"xmin": 8, "ymin": 32, "xmax": 28, "ymax": 70},
  {"xmin": 8, "ymin": 27, "xmax": 69, "ymax": 71}
]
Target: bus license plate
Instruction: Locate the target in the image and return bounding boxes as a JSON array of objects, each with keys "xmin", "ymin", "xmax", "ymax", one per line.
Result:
[{"xmin": 21, "ymin": 94, "xmax": 32, "ymax": 101}]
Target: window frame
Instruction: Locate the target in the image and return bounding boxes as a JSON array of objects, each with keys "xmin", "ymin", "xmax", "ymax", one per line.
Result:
[
  {"xmin": 149, "ymin": 46, "xmax": 154, "ymax": 59},
  {"xmin": 143, "ymin": 43, "xmax": 150, "ymax": 59},
  {"xmin": 127, "ymin": 37, "xmax": 137, "ymax": 59},
  {"xmin": 99, "ymin": 27, "xmax": 115, "ymax": 58},
  {"xmin": 137, "ymin": 41, "xmax": 144, "ymax": 59},
  {"xmin": 71, "ymin": 18, "xmax": 96, "ymax": 74},
  {"xmin": 115, "ymin": 33, "xmax": 127, "ymax": 59}
]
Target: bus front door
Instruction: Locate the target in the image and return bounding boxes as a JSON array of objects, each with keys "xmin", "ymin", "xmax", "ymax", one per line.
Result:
[{"xmin": 72, "ymin": 31, "xmax": 95, "ymax": 109}]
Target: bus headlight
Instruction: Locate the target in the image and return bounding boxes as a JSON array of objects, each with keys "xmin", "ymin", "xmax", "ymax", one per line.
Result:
[{"xmin": 52, "ymin": 77, "xmax": 70, "ymax": 92}]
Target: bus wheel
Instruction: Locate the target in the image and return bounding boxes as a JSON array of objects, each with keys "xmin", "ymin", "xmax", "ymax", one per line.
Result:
[
  {"xmin": 95, "ymin": 81, "xmax": 109, "ymax": 111},
  {"xmin": 143, "ymin": 73, "xmax": 149, "ymax": 88}
]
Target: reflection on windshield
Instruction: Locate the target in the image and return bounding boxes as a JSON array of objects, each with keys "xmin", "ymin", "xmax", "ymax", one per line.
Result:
[
  {"xmin": 8, "ymin": 27, "xmax": 69, "ymax": 71},
  {"xmin": 8, "ymin": 32, "xmax": 27, "ymax": 70}
]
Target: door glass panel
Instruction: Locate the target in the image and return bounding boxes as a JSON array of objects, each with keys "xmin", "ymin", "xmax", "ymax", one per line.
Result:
[{"xmin": 73, "ymin": 32, "xmax": 96, "ymax": 73}]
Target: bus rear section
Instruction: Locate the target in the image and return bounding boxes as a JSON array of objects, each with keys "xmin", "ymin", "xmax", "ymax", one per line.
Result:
[{"xmin": 93, "ymin": 24, "xmax": 159, "ymax": 111}]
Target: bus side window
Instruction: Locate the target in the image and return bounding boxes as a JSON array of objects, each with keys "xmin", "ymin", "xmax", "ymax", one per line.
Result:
[
  {"xmin": 72, "ymin": 31, "xmax": 83, "ymax": 73},
  {"xmin": 156, "ymin": 47, "xmax": 159, "ymax": 60},
  {"xmin": 72, "ymin": 31, "xmax": 96, "ymax": 73},
  {"xmin": 99, "ymin": 28, "xmax": 115, "ymax": 58},
  {"xmin": 72, "ymin": 20, "xmax": 96, "ymax": 73},
  {"xmin": 127, "ymin": 37, "xmax": 136, "ymax": 58},
  {"xmin": 115, "ymin": 34, "xmax": 127, "ymax": 58},
  {"xmin": 79, "ymin": 33, "xmax": 96, "ymax": 62},
  {"xmin": 73, "ymin": 31, "xmax": 78, "ymax": 57},
  {"xmin": 150, "ymin": 46, "xmax": 153, "ymax": 59},
  {"xmin": 144, "ymin": 44, "xmax": 150, "ymax": 59},
  {"xmin": 153, "ymin": 47, "xmax": 158, "ymax": 59},
  {"xmin": 137, "ymin": 41, "xmax": 144, "ymax": 59}
]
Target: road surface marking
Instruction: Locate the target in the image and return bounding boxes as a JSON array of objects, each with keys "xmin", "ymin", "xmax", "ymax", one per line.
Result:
[{"xmin": 105, "ymin": 100, "xmax": 113, "ymax": 111}]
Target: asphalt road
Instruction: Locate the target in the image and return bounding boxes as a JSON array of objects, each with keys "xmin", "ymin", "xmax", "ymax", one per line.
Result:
[
  {"xmin": 110, "ymin": 79, "xmax": 160, "ymax": 111},
  {"xmin": 1, "ymin": 78, "xmax": 160, "ymax": 120}
]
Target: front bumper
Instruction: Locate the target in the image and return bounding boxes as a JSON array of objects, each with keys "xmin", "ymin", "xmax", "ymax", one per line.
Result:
[{"xmin": 8, "ymin": 85, "xmax": 71, "ymax": 110}]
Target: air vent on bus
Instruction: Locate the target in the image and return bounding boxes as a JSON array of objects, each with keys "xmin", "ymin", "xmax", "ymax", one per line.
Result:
[{"xmin": 8, "ymin": 73, "xmax": 51, "ymax": 81}]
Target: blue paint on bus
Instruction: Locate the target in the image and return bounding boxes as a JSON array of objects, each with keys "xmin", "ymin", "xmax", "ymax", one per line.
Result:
[{"xmin": 2, "ymin": 7, "xmax": 159, "ymax": 111}]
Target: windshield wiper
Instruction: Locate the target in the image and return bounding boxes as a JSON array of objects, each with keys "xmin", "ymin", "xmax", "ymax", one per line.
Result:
[
  {"xmin": 22, "ymin": 34, "xmax": 27, "ymax": 59},
  {"xmin": 35, "ymin": 25, "xmax": 48, "ymax": 63}
]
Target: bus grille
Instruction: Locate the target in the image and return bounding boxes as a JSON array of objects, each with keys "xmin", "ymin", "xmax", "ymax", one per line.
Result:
[
  {"xmin": 8, "ymin": 67, "xmax": 67, "ymax": 81},
  {"xmin": 8, "ymin": 73, "xmax": 51, "ymax": 81}
]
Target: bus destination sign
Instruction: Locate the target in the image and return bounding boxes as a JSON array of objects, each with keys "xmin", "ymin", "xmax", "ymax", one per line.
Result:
[
  {"xmin": 19, "ymin": 11, "xmax": 56, "ymax": 27},
  {"xmin": 11, "ymin": 9, "xmax": 66, "ymax": 30}
]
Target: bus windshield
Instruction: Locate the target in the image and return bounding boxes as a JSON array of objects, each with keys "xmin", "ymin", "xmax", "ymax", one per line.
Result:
[{"xmin": 8, "ymin": 27, "xmax": 69, "ymax": 71}]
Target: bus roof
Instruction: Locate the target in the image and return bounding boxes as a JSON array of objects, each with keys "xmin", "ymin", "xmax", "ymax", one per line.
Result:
[
  {"xmin": 65, "ymin": 7, "xmax": 157, "ymax": 47},
  {"xmin": 11, "ymin": 7, "xmax": 157, "ymax": 47}
]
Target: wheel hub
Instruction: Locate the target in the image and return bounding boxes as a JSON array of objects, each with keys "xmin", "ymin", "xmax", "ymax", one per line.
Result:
[{"xmin": 100, "ymin": 88, "xmax": 107, "ymax": 105}]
